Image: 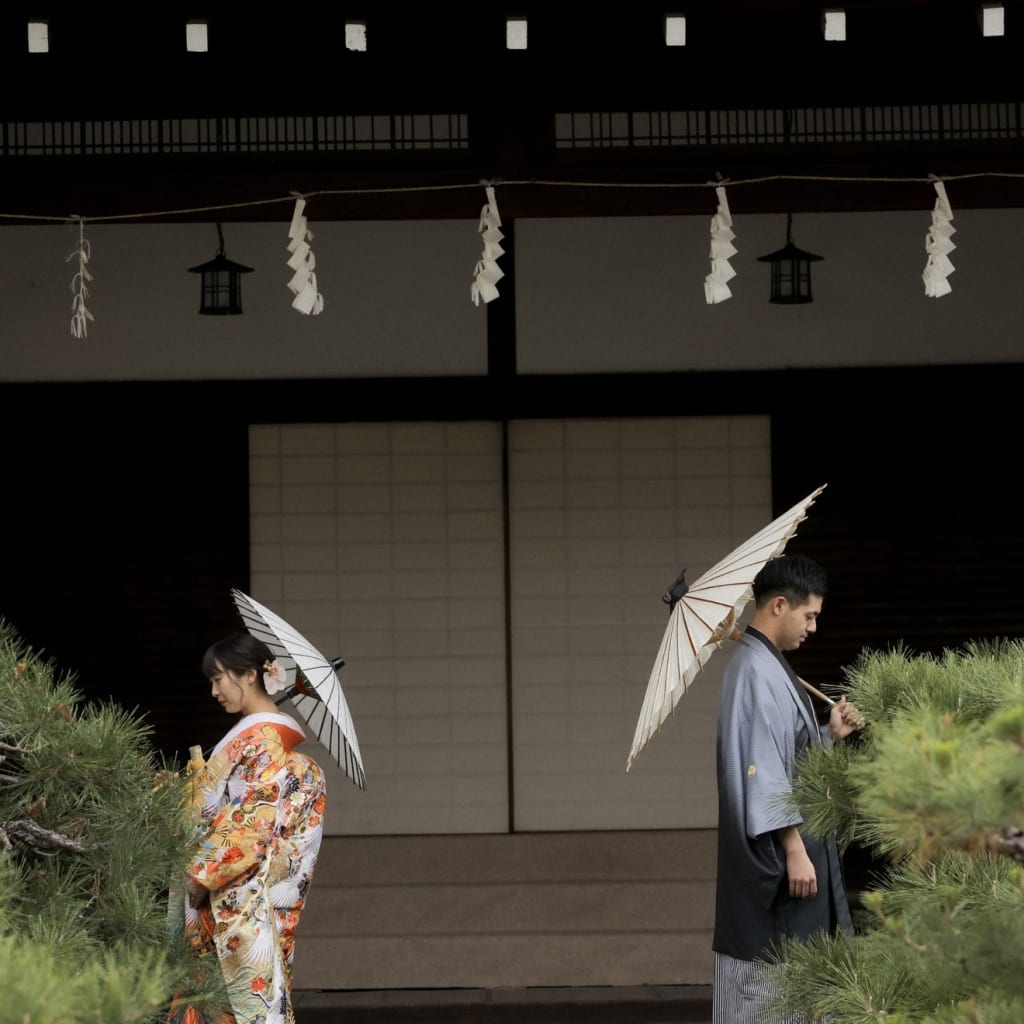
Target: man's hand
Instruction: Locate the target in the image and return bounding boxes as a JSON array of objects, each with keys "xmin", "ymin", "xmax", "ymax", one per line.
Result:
[
  {"xmin": 776, "ymin": 826, "xmax": 817, "ymax": 899},
  {"xmin": 829, "ymin": 696, "xmax": 864, "ymax": 740}
]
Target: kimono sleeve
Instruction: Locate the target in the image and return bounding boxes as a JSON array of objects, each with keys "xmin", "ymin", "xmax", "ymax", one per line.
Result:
[
  {"xmin": 189, "ymin": 764, "xmax": 283, "ymax": 893},
  {"xmin": 738, "ymin": 673, "xmax": 803, "ymax": 840}
]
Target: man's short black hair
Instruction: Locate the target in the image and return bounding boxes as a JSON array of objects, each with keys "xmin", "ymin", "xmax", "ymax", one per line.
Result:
[{"xmin": 752, "ymin": 553, "xmax": 827, "ymax": 608}]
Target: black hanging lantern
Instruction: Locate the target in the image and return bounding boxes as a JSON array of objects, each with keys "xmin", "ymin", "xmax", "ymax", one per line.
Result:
[
  {"xmin": 187, "ymin": 222, "xmax": 254, "ymax": 315},
  {"xmin": 756, "ymin": 213, "xmax": 822, "ymax": 304}
]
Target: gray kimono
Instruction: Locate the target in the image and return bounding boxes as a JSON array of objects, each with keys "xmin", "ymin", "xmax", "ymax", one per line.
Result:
[{"xmin": 712, "ymin": 627, "xmax": 853, "ymax": 962}]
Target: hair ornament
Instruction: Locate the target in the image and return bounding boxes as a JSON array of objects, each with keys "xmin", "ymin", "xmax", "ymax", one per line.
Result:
[{"xmin": 262, "ymin": 658, "xmax": 289, "ymax": 695}]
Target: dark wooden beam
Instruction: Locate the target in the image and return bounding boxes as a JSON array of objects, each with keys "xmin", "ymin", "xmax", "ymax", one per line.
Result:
[{"xmin": 2, "ymin": 2, "xmax": 1023, "ymax": 222}]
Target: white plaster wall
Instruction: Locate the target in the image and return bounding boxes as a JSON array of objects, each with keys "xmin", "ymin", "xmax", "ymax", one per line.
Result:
[
  {"xmin": 3, "ymin": 209, "xmax": 1023, "ymax": 381},
  {"xmin": 513, "ymin": 208, "xmax": 1024, "ymax": 372},
  {"xmin": 0, "ymin": 220, "xmax": 488, "ymax": 380}
]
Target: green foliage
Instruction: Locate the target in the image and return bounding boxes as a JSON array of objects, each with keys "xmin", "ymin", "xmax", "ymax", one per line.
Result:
[
  {"xmin": 0, "ymin": 619, "xmax": 210, "ymax": 1023},
  {"xmin": 775, "ymin": 639, "xmax": 1024, "ymax": 1023},
  {"xmin": 0, "ymin": 936, "xmax": 179, "ymax": 1024},
  {"xmin": 847, "ymin": 639, "xmax": 1024, "ymax": 721}
]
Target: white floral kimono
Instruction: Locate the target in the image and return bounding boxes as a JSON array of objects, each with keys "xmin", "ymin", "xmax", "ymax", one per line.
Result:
[{"xmin": 170, "ymin": 712, "xmax": 326, "ymax": 1024}]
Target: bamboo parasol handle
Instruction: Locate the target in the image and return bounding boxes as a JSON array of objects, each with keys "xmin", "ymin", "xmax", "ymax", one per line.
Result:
[
  {"xmin": 797, "ymin": 676, "xmax": 835, "ymax": 706},
  {"xmin": 798, "ymin": 677, "xmax": 867, "ymax": 730}
]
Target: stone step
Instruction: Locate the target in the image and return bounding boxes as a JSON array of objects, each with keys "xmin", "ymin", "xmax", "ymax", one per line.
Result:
[{"xmin": 293, "ymin": 830, "xmax": 717, "ymax": 990}]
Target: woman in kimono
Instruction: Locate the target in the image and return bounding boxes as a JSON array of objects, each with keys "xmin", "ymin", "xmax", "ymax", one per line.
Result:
[{"xmin": 169, "ymin": 632, "xmax": 327, "ymax": 1024}]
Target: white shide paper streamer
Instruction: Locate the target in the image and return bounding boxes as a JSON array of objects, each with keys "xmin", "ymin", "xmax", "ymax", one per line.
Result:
[
  {"xmin": 922, "ymin": 180, "xmax": 956, "ymax": 298},
  {"xmin": 286, "ymin": 196, "xmax": 325, "ymax": 315},
  {"xmin": 471, "ymin": 185, "xmax": 505, "ymax": 305},
  {"xmin": 704, "ymin": 185, "xmax": 737, "ymax": 304},
  {"xmin": 67, "ymin": 217, "xmax": 94, "ymax": 338}
]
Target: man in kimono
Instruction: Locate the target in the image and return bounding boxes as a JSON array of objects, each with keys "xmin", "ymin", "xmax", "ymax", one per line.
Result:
[{"xmin": 712, "ymin": 553, "xmax": 859, "ymax": 1024}]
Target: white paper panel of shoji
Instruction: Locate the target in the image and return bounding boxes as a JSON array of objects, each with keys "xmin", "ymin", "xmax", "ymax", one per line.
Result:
[
  {"xmin": 250, "ymin": 422, "xmax": 508, "ymax": 835},
  {"xmin": 508, "ymin": 416, "xmax": 771, "ymax": 830}
]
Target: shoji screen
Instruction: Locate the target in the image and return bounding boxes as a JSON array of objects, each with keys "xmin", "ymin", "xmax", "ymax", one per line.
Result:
[
  {"xmin": 507, "ymin": 416, "xmax": 770, "ymax": 829},
  {"xmin": 250, "ymin": 422, "xmax": 508, "ymax": 834},
  {"xmin": 249, "ymin": 416, "xmax": 770, "ymax": 834}
]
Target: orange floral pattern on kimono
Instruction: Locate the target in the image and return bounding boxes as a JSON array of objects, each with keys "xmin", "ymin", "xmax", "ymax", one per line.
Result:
[{"xmin": 169, "ymin": 712, "xmax": 326, "ymax": 1024}]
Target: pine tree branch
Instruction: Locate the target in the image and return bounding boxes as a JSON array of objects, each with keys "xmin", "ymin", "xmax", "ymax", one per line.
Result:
[{"xmin": 0, "ymin": 819, "xmax": 88, "ymax": 855}]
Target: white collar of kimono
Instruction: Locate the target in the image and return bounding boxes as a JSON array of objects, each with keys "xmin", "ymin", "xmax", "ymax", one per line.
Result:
[{"xmin": 211, "ymin": 711, "xmax": 306, "ymax": 759}]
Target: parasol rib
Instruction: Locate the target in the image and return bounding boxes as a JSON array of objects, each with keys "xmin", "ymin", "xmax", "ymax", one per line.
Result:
[{"xmin": 627, "ymin": 484, "xmax": 827, "ymax": 771}]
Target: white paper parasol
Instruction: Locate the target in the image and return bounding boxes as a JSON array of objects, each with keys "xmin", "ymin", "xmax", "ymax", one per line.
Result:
[
  {"xmin": 232, "ymin": 588, "xmax": 366, "ymax": 789},
  {"xmin": 626, "ymin": 484, "xmax": 826, "ymax": 771}
]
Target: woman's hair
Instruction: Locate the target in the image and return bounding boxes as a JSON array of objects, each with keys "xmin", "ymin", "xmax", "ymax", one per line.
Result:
[{"xmin": 202, "ymin": 632, "xmax": 274, "ymax": 682}]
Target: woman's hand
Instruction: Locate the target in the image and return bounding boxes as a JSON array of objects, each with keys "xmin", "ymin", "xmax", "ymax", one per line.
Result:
[{"xmin": 187, "ymin": 880, "xmax": 209, "ymax": 909}]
